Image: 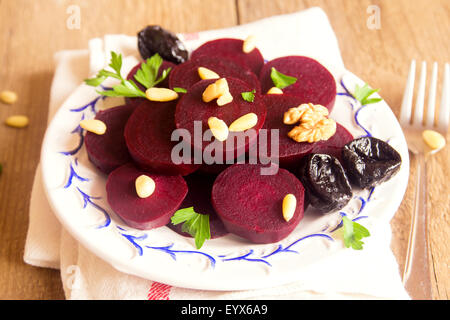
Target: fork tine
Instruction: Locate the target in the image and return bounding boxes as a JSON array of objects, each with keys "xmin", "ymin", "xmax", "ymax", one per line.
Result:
[
  {"xmin": 426, "ymin": 62, "xmax": 438, "ymax": 127},
  {"xmin": 400, "ymin": 60, "xmax": 416, "ymax": 124},
  {"xmin": 413, "ymin": 61, "xmax": 427, "ymax": 126},
  {"xmin": 438, "ymin": 63, "xmax": 450, "ymax": 133}
]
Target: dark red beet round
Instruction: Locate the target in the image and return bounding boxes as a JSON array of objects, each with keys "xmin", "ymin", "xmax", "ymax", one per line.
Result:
[
  {"xmin": 191, "ymin": 38, "xmax": 264, "ymax": 75},
  {"xmin": 259, "ymin": 56, "xmax": 336, "ymax": 111},
  {"xmin": 312, "ymin": 123, "xmax": 354, "ymax": 161},
  {"xmin": 124, "ymin": 100, "xmax": 199, "ymax": 176},
  {"xmin": 106, "ymin": 163, "xmax": 188, "ymax": 230},
  {"xmin": 168, "ymin": 173, "xmax": 228, "ymax": 239},
  {"xmin": 175, "ymin": 77, "xmax": 266, "ymax": 162},
  {"xmin": 198, "ymin": 163, "xmax": 231, "ymax": 175},
  {"xmin": 84, "ymin": 104, "xmax": 136, "ymax": 174},
  {"xmin": 169, "ymin": 55, "xmax": 261, "ymax": 93},
  {"xmin": 125, "ymin": 60, "xmax": 175, "ymax": 106},
  {"xmin": 212, "ymin": 164, "xmax": 305, "ymax": 244},
  {"xmin": 259, "ymin": 95, "xmax": 314, "ymax": 169}
]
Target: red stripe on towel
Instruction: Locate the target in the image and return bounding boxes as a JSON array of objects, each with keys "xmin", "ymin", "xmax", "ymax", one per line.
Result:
[{"xmin": 147, "ymin": 282, "xmax": 171, "ymax": 300}]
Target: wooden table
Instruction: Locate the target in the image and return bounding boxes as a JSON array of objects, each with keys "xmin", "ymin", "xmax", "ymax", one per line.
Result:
[{"xmin": 0, "ymin": 0, "xmax": 448, "ymax": 300}]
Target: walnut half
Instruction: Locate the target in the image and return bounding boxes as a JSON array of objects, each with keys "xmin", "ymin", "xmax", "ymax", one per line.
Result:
[{"xmin": 283, "ymin": 103, "xmax": 336, "ymax": 143}]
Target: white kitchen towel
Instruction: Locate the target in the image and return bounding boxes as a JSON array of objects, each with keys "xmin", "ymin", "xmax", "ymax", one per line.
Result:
[{"xmin": 24, "ymin": 7, "xmax": 410, "ymax": 300}]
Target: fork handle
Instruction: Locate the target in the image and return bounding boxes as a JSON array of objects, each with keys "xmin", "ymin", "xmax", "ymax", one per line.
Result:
[{"xmin": 402, "ymin": 153, "xmax": 433, "ymax": 299}]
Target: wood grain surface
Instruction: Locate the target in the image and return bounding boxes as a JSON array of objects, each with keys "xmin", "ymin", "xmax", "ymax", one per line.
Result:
[{"xmin": 0, "ymin": 0, "xmax": 448, "ymax": 300}]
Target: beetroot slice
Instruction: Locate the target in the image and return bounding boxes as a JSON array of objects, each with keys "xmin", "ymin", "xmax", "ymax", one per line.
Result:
[
  {"xmin": 124, "ymin": 100, "xmax": 199, "ymax": 176},
  {"xmin": 259, "ymin": 95, "xmax": 314, "ymax": 168},
  {"xmin": 198, "ymin": 163, "xmax": 231, "ymax": 175},
  {"xmin": 191, "ymin": 38, "xmax": 264, "ymax": 75},
  {"xmin": 125, "ymin": 60, "xmax": 175, "ymax": 106},
  {"xmin": 259, "ymin": 56, "xmax": 336, "ymax": 111},
  {"xmin": 175, "ymin": 77, "xmax": 266, "ymax": 161},
  {"xmin": 169, "ymin": 55, "xmax": 261, "ymax": 93},
  {"xmin": 212, "ymin": 164, "xmax": 305, "ymax": 244},
  {"xmin": 168, "ymin": 173, "xmax": 228, "ymax": 239},
  {"xmin": 312, "ymin": 123, "xmax": 354, "ymax": 161},
  {"xmin": 106, "ymin": 163, "xmax": 188, "ymax": 230},
  {"xmin": 84, "ymin": 104, "xmax": 136, "ymax": 174}
]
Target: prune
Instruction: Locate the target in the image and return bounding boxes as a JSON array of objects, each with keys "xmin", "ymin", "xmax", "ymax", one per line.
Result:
[
  {"xmin": 341, "ymin": 137, "xmax": 402, "ymax": 189},
  {"xmin": 137, "ymin": 25, "xmax": 188, "ymax": 64},
  {"xmin": 298, "ymin": 154, "xmax": 352, "ymax": 213}
]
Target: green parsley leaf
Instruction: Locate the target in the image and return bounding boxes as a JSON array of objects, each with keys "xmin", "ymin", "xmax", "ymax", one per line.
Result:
[
  {"xmin": 354, "ymin": 83, "xmax": 381, "ymax": 105},
  {"xmin": 153, "ymin": 67, "xmax": 172, "ymax": 87},
  {"xmin": 134, "ymin": 54, "xmax": 162, "ymax": 88},
  {"xmin": 342, "ymin": 216, "xmax": 370, "ymax": 250},
  {"xmin": 0, "ymin": 163, "xmax": 3, "ymax": 176},
  {"xmin": 270, "ymin": 67, "xmax": 297, "ymax": 89},
  {"xmin": 171, "ymin": 207, "xmax": 211, "ymax": 249},
  {"xmin": 84, "ymin": 51, "xmax": 172, "ymax": 99},
  {"xmin": 97, "ymin": 80, "xmax": 146, "ymax": 98},
  {"xmin": 173, "ymin": 87, "xmax": 187, "ymax": 93},
  {"xmin": 84, "ymin": 75, "xmax": 107, "ymax": 87},
  {"xmin": 241, "ymin": 89, "xmax": 256, "ymax": 102},
  {"xmin": 109, "ymin": 52, "xmax": 123, "ymax": 75}
]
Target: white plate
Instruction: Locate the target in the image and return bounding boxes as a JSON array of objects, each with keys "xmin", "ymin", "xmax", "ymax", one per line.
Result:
[{"xmin": 41, "ymin": 68, "xmax": 409, "ymax": 291}]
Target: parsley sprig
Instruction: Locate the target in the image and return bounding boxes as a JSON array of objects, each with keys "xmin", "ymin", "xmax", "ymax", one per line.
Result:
[
  {"xmin": 85, "ymin": 52, "xmax": 171, "ymax": 98},
  {"xmin": 342, "ymin": 216, "xmax": 371, "ymax": 250},
  {"xmin": 241, "ymin": 89, "xmax": 256, "ymax": 102},
  {"xmin": 270, "ymin": 67, "xmax": 297, "ymax": 89},
  {"xmin": 353, "ymin": 83, "xmax": 382, "ymax": 105},
  {"xmin": 171, "ymin": 207, "xmax": 211, "ymax": 249}
]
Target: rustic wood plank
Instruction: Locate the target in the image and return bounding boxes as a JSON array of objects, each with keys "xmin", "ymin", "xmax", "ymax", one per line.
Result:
[
  {"xmin": 238, "ymin": 0, "xmax": 450, "ymax": 300},
  {"xmin": 0, "ymin": 0, "xmax": 237, "ymax": 300}
]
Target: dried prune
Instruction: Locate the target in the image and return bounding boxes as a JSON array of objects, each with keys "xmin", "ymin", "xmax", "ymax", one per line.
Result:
[
  {"xmin": 137, "ymin": 25, "xmax": 188, "ymax": 64},
  {"xmin": 298, "ymin": 154, "xmax": 352, "ymax": 213},
  {"xmin": 342, "ymin": 137, "xmax": 402, "ymax": 189}
]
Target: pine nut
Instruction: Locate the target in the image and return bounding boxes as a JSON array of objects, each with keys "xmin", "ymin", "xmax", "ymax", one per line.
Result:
[
  {"xmin": 146, "ymin": 87, "xmax": 179, "ymax": 102},
  {"xmin": 0, "ymin": 90, "xmax": 18, "ymax": 104},
  {"xmin": 267, "ymin": 87, "xmax": 283, "ymax": 95},
  {"xmin": 5, "ymin": 115, "xmax": 29, "ymax": 128},
  {"xmin": 228, "ymin": 113, "xmax": 258, "ymax": 132},
  {"xmin": 202, "ymin": 78, "xmax": 230, "ymax": 104},
  {"xmin": 282, "ymin": 194, "xmax": 296, "ymax": 222},
  {"xmin": 198, "ymin": 67, "xmax": 220, "ymax": 80},
  {"xmin": 202, "ymin": 82, "xmax": 223, "ymax": 102},
  {"xmin": 80, "ymin": 119, "xmax": 107, "ymax": 135},
  {"xmin": 135, "ymin": 175, "xmax": 156, "ymax": 198},
  {"xmin": 207, "ymin": 116, "xmax": 229, "ymax": 142},
  {"xmin": 216, "ymin": 91, "xmax": 233, "ymax": 106},
  {"xmin": 0, "ymin": 90, "xmax": 17, "ymax": 104},
  {"xmin": 422, "ymin": 130, "xmax": 445, "ymax": 150},
  {"xmin": 242, "ymin": 35, "xmax": 257, "ymax": 53}
]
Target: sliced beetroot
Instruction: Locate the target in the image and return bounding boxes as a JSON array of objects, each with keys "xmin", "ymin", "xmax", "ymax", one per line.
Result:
[
  {"xmin": 259, "ymin": 56, "xmax": 336, "ymax": 111},
  {"xmin": 169, "ymin": 55, "xmax": 261, "ymax": 93},
  {"xmin": 311, "ymin": 123, "xmax": 354, "ymax": 161},
  {"xmin": 191, "ymin": 38, "xmax": 264, "ymax": 75},
  {"xmin": 125, "ymin": 60, "xmax": 175, "ymax": 106},
  {"xmin": 168, "ymin": 173, "xmax": 228, "ymax": 238},
  {"xmin": 124, "ymin": 99, "xmax": 199, "ymax": 176},
  {"xmin": 198, "ymin": 163, "xmax": 231, "ymax": 175},
  {"xmin": 212, "ymin": 164, "xmax": 305, "ymax": 244},
  {"xmin": 106, "ymin": 163, "xmax": 188, "ymax": 230},
  {"xmin": 84, "ymin": 104, "xmax": 136, "ymax": 174},
  {"xmin": 175, "ymin": 77, "xmax": 266, "ymax": 162},
  {"xmin": 259, "ymin": 95, "xmax": 314, "ymax": 169}
]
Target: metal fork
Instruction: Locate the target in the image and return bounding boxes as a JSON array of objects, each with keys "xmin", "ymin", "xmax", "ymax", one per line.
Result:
[{"xmin": 399, "ymin": 60, "xmax": 449, "ymax": 300}]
